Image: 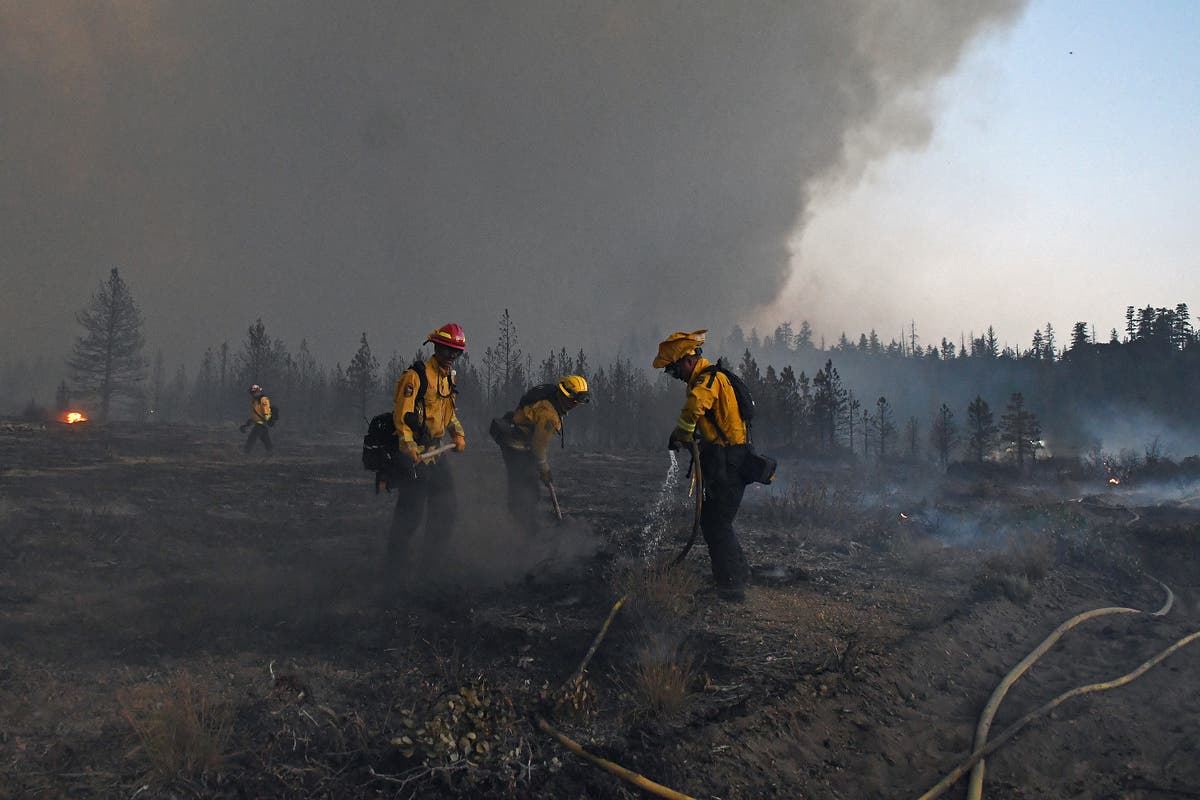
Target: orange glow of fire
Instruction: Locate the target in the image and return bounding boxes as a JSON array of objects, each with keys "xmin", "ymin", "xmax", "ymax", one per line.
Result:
[
  {"xmin": 1108, "ymin": 477, "xmax": 1120, "ymax": 485},
  {"xmin": 65, "ymin": 411, "xmax": 87, "ymax": 424},
  {"xmin": 899, "ymin": 513, "xmax": 909, "ymax": 520}
]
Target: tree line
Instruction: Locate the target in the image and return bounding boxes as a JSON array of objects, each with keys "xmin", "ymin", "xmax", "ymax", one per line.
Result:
[{"xmin": 24, "ymin": 268, "xmax": 1200, "ymax": 468}]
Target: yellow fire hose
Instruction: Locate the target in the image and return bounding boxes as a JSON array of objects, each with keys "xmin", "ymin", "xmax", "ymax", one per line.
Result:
[
  {"xmin": 919, "ymin": 577, "xmax": 1185, "ymax": 800},
  {"xmin": 536, "ymin": 717, "xmax": 697, "ymax": 800},
  {"xmin": 535, "ymin": 441, "xmax": 703, "ymax": 800},
  {"xmin": 966, "ymin": 578, "xmax": 1173, "ymax": 799},
  {"xmin": 918, "ymin": 627, "xmax": 1200, "ymax": 800}
]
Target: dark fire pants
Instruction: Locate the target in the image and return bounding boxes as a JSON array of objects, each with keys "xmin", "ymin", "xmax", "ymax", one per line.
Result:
[
  {"xmin": 244, "ymin": 423, "xmax": 273, "ymax": 454},
  {"xmin": 388, "ymin": 457, "xmax": 457, "ymax": 570},
  {"xmin": 500, "ymin": 446, "xmax": 542, "ymax": 535},
  {"xmin": 699, "ymin": 444, "xmax": 749, "ymax": 589}
]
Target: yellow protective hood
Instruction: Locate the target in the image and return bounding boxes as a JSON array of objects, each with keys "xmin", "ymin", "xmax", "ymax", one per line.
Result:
[{"xmin": 652, "ymin": 330, "xmax": 707, "ymax": 368}]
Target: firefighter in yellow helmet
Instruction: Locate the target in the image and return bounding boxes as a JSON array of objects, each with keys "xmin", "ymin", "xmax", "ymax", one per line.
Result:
[
  {"xmin": 490, "ymin": 375, "xmax": 590, "ymax": 534},
  {"xmin": 240, "ymin": 384, "xmax": 274, "ymax": 454},
  {"xmin": 654, "ymin": 330, "xmax": 750, "ymax": 601},
  {"xmin": 387, "ymin": 323, "xmax": 468, "ymax": 575}
]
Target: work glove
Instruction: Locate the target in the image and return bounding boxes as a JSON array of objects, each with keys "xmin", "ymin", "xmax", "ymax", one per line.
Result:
[
  {"xmin": 667, "ymin": 428, "xmax": 690, "ymax": 452},
  {"xmin": 239, "ymin": 423, "xmax": 248, "ymax": 434},
  {"xmin": 538, "ymin": 463, "xmax": 552, "ymax": 486},
  {"xmin": 453, "ymin": 433, "xmax": 467, "ymax": 452},
  {"xmin": 403, "ymin": 442, "xmax": 422, "ymax": 465}
]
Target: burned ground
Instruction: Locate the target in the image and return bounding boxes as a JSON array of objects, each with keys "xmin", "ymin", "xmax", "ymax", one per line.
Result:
[{"xmin": 1, "ymin": 423, "xmax": 1198, "ymax": 799}]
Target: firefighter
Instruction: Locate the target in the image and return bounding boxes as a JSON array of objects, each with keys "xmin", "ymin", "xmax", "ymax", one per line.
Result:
[
  {"xmin": 240, "ymin": 384, "xmax": 273, "ymax": 454},
  {"xmin": 387, "ymin": 323, "xmax": 468, "ymax": 576},
  {"xmin": 491, "ymin": 375, "xmax": 590, "ymax": 534},
  {"xmin": 654, "ymin": 330, "xmax": 750, "ymax": 601}
]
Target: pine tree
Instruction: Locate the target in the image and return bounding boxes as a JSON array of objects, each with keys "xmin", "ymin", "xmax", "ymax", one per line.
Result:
[
  {"xmin": 345, "ymin": 332, "xmax": 380, "ymax": 424},
  {"xmin": 999, "ymin": 392, "xmax": 1042, "ymax": 471},
  {"xmin": 68, "ymin": 267, "xmax": 148, "ymax": 421},
  {"xmin": 966, "ymin": 395, "xmax": 997, "ymax": 463}
]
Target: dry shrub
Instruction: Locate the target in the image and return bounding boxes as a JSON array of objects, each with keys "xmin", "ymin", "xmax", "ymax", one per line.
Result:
[
  {"xmin": 118, "ymin": 670, "xmax": 232, "ymax": 781},
  {"xmin": 758, "ymin": 482, "xmax": 845, "ymax": 527},
  {"xmin": 615, "ymin": 561, "xmax": 702, "ymax": 623},
  {"xmin": 629, "ymin": 644, "xmax": 694, "ymax": 719},
  {"xmin": 971, "ymin": 532, "xmax": 1054, "ymax": 603},
  {"xmin": 899, "ymin": 536, "xmax": 945, "ymax": 577}
]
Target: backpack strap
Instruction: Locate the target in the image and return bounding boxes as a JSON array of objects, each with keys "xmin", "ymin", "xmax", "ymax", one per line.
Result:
[{"xmin": 698, "ymin": 365, "xmax": 732, "ymax": 446}]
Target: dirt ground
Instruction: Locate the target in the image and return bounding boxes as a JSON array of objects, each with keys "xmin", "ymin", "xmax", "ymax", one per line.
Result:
[{"xmin": 1, "ymin": 422, "xmax": 1198, "ymax": 799}]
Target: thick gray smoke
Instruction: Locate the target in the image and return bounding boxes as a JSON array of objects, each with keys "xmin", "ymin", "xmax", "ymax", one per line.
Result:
[{"xmin": 1, "ymin": 1, "xmax": 1025, "ymax": 365}]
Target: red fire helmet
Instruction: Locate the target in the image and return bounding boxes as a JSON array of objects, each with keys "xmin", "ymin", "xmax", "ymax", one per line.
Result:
[{"xmin": 426, "ymin": 323, "xmax": 467, "ymax": 351}]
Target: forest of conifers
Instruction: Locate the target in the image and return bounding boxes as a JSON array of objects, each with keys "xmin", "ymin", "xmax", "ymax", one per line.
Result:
[{"xmin": 7, "ymin": 302, "xmax": 1198, "ymax": 467}]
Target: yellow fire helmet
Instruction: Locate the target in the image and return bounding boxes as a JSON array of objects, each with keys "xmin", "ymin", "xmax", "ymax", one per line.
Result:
[
  {"xmin": 557, "ymin": 375, "xmax": 590, "ymax": 403},
  {"xmin": 652, "ymin": 330, "xmax": 707, "ymax": 369}
]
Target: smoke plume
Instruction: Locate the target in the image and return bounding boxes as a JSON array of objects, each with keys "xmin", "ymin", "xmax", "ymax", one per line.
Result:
[{"xmin": 0, "ymin": 1, "xmax": 1026, "ymax": 364}]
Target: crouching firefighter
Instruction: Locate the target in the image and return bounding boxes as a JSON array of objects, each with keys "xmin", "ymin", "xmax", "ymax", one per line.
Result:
[
  {"xmin": 387, "ymin": 323, "xmax": 468, "ymax": 575},
  {"xmin": 654, "ymin": 330, "xmax": 751, "ymax": 601},
  {"xmin": 490, "ymin": 375, "xmax": 590, "ymax": 534}
]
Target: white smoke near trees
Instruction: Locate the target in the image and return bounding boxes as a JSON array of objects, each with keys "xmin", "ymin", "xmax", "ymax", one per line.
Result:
[{"xmin": 0, "ymin": 1, "xmax": 1026, "ymax": 364}]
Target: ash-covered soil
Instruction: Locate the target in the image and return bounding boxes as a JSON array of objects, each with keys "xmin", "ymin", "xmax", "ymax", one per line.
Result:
[{"xmin": 1, "ymin": 423, "xmax": 1198, "ymax": 799}]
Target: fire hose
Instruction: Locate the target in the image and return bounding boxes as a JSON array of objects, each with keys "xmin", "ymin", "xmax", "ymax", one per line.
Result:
[
  {"xmin": 534, "ymin": 441, "xmax": 703, "ymax": 800},
  {"xmin": 917, "ymin": 577, "xmax": 1196, "ymax": 800}
]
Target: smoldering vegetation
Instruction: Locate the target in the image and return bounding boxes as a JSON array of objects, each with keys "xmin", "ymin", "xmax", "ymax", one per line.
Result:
[{"xmin": 3, "ymin": 421, "xmax": 1197, "ymax": 798}]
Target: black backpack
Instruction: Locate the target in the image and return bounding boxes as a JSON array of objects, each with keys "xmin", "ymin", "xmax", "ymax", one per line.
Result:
[
  {"xmin": 698, "ymin": 360, "xmax": 776, "ymax": 484},
  {"xmin": 267, "ymin": 403, "xmax": 280, "ymax": 427},
  {"xmin": 698, "ymin": 360, "xmax": 756, "ymax": 434},
  {"xmin": 362, "ymin": 411, "xmax": 399, "ymax": 474},
  {"xmin": 489, "ymin": 384, "xmax": 564, "ymax": 450},
  {"xmin": 361, "ymin": 361, "xmax": 449, "ymax": 491}
]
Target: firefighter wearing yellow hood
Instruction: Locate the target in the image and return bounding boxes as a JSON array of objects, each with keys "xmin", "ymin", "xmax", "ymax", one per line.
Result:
[{"xmin": 654, "ymin": 330, "xmax": 750, "ymax": 601}]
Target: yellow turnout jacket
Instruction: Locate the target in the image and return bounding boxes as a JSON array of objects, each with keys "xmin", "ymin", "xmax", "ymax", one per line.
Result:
[
  {"xmin": 393, "ymin": 357, "xmax": 465, "ymax": 453},
  {"xmin": 676, "ymin": 357, "xmax": 748, "ymax": 446}
]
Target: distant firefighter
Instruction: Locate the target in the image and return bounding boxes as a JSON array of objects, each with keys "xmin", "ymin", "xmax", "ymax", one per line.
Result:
[
  {"xmin": 655, "ymin": 329, "xmax": 752, "ymax": 602},
  {"xmin": 387, "ymin": 323, "xmax": 468, "ymax": 576},
  {"xmin": 490, "ymin": 375, "xmax": 590, "ymax": 534},
  {"xmin": 240, "ymin": 383, "xmax": 274, "ymax": 454}
]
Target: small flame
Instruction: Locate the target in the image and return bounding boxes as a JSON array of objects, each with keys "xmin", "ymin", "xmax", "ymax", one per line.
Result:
[
  {"xmin": 65, "ymin": 411, "xmax": 87, "ymax": 424},
  {"xmin": 899, "ymin": 513, "xmax": 909, "ymax": 520},
  {"xmin": 1108, "ymin": 477, "xmax": 1120, "ymax": 486}
]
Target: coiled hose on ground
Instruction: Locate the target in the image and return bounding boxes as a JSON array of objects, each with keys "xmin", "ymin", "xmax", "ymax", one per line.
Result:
[{"xmin": 918, "ymin": 577, "xmax": 1198, "ymax": 800}]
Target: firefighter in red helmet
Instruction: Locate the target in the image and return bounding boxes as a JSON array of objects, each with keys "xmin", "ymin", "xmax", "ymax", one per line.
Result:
[{"xmin": 387, "ymin": 323, "xmax": 468, "ymax": 578}]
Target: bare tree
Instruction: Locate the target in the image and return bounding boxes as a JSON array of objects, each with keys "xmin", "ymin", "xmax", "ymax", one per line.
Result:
[
  {"xmin": 875, "ymin": 396, "xmax": 896, "ymax": 460},
  {"xmin": 930, "ymin": 403, "xmax": 958, "ymax": 469},
  {"xmin": 68, "ymin": 267, "xmax": 148, "ymax": 421}
]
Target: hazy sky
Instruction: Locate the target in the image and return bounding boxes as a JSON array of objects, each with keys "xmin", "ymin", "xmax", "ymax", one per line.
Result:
[
  {"xmin": 766, "ymin": 0, "xmax": 1200, "ymax": 351},
  {"xmin": 4, "ymin": 1, "xmax": 1194, "ymax": 371}
]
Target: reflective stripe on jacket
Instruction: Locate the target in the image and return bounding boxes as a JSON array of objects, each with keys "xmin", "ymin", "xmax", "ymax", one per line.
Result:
[
  {"xmin": 393, "ymin": 357, "xmax": 464, "ymax": 449},
  {"xmin": 677, "ymin": 357, "xmax": 748, "ymax": 445}
]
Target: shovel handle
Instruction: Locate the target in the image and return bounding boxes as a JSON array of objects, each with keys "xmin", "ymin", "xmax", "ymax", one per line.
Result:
[
  {"xmin": 419, "ymin": 443, "xmax": 457, "ymax": 462},
  {"xmin": 547, "ymin": 482, "xmax": 564, "ymax": 521}
]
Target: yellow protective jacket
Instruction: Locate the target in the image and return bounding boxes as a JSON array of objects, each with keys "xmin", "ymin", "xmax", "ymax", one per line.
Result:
[
  {"xmin": 510, "ymin": 398, "xmax": 562, "ymax": 470},
  {"xmin": 676, "ymin": 357, "xmax": 748, "ymax": 446},
  {"xmin": 393, "ymin": 358, "xmax": 465, "ymax": 453},
  {"xmin": 251, "ymin": 395, "xmax": 272, "ymax": 425}
]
